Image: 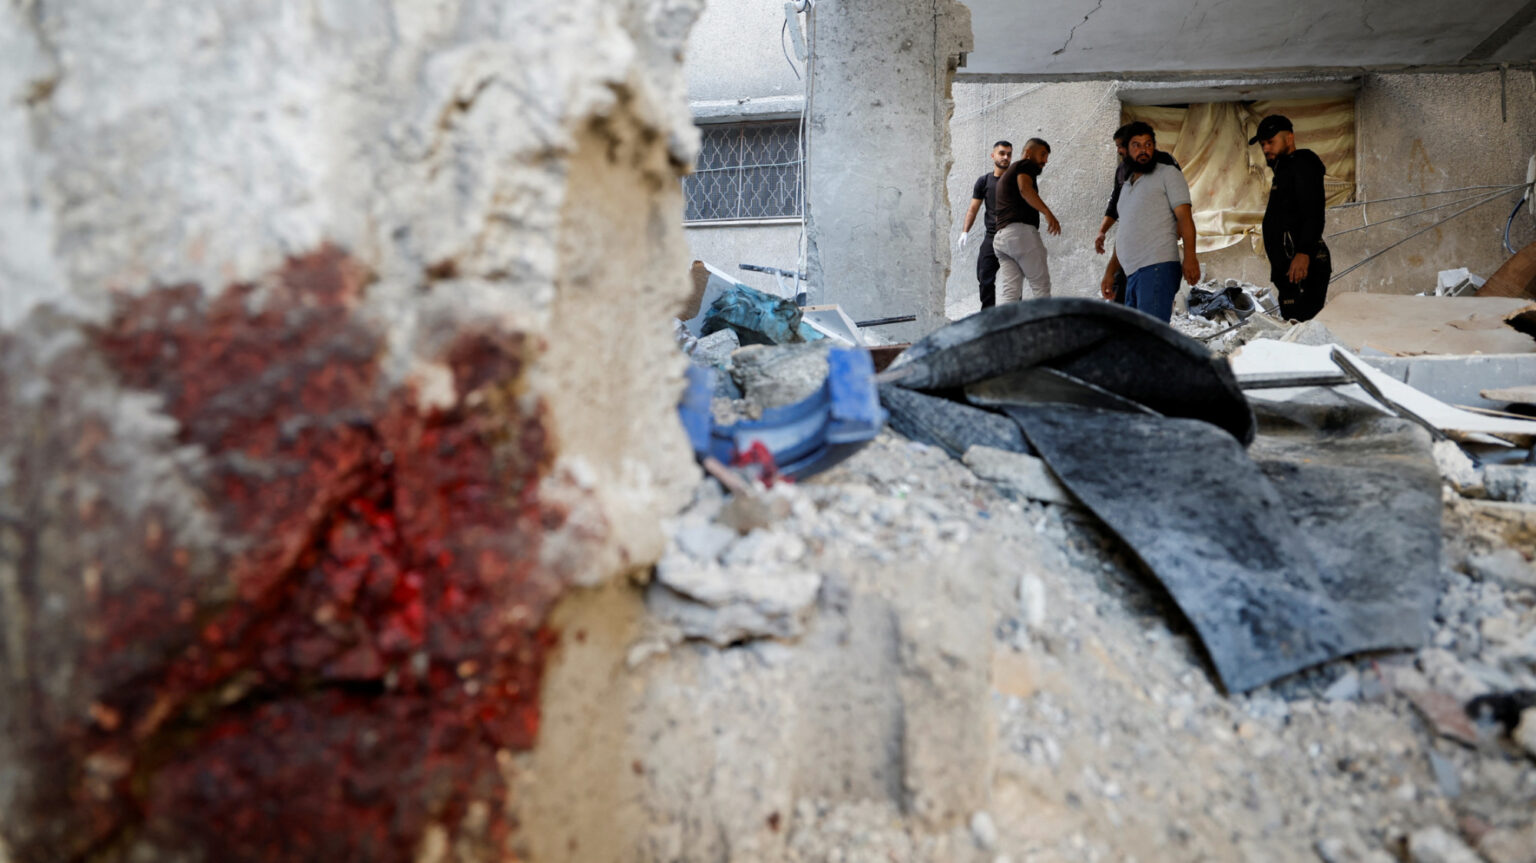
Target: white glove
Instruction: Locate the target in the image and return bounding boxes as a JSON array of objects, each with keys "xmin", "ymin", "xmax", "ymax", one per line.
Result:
[{"xmin": 958, "ymin": 231, "xmax": 970, "ymax": 250}]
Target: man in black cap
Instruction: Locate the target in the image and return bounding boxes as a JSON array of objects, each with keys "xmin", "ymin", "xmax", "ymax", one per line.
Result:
[{"xmin": 1252, "ymin": 114, "xmax": 1331, "ymax": 321}]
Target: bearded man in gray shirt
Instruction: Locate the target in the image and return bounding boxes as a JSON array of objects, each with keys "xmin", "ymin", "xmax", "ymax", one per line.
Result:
[{"xmin": 1098, "ymin": 122, "xmax": 1201, "ymax": 322}]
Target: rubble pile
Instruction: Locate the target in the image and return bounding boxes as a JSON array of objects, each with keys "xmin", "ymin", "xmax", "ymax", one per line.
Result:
[
  {"xmin": 618, "ymin": 269, "xmax": 1536, "ymax": 861},
  {"xmin": 1171, "ymin": 278, "xmax": 1290, "ymax": 355}
]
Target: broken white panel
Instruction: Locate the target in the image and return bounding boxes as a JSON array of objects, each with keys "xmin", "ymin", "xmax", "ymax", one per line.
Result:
[
  {"xmin": 798, "ymin": 304, "xmax": 866, "ymax": 347},
  {"xmin": 1231, "ymin": 340, "xmax": 1536, "ymax": 446},
  {"xmin": 1436, "ymin": 267, "xmax": 1486, "ymax": 296}
]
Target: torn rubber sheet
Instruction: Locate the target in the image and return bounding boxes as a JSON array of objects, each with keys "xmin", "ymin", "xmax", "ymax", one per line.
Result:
[
  {"xmin": 1006, "ymin": 403, "xmax": 1432, "ymax": 693},
  {"xmin": 882, "ymin": 298, "xmax": 1254, "ymax": 444},
  {"xmin": 879, "ymin": 384, "xmax": 1031, "ymax": 460},
  {"xmin": 1249, "ymin": 403, "xmax": 1440, "ymax": 660}
]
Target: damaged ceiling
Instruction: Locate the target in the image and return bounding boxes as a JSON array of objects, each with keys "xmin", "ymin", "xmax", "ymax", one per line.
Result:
[{"xmin": 959, "ymin": 0, "xmax": 1536, "ymax": 80}]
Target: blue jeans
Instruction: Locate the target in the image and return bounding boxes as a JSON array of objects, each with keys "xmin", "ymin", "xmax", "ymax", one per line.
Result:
[{"xmin": 1125, "ymin": 261, "xmax": 1182, "ymax": 323}]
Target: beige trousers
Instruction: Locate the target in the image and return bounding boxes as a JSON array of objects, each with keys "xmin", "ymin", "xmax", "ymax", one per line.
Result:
[{"xmin": 993, "ymin": 222, "xmax": 1052, "ymax": 302}]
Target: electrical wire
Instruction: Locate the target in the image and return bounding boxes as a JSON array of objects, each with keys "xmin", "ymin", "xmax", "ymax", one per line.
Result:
[
  {"xmin": 1504, "ymin": 195, "xmax": 1528, "ymax": 255},
  {"xmin": 781, "ymin": 19, "xmax": 800, "ymax": 81},
  {"xmin": 1327, "ymin": 188, "xmax": 1519, "ymax": 239},
  {"xmin": 1330, "ymin": 186, "xmax": 1525, "ymax": 283},
  {"xmin": 1327, "ymin": 184, "xmax": 1524, "ymax": 210}
]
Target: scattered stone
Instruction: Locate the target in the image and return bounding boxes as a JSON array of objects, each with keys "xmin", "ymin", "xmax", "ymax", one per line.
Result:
[
  {"xmin": 1407, "ymin": 826, "xmax": 1482, "ymax": 863},
  {"xmin": 731, "ymin": 342, "xmax": 832, "ymax": 414},
  {"xmin": 1514, "ymin": 708, "xmax": 1536, "ymax": 759},
  {"xmin": 1282, "ymin": 319, "xmax": 1344, "ymax": 347},
  {"xmin": 1478, "ymin": 824, "xmax": 1536, "ymax": 863},
  {"xmin": 1426, "ymin": 749, "xmax": 1461, "ymax": 798},
  {"xmin": 970, "ymin": 811, "xmax": 998, "ymax": 850},
  {"xmin": 691, "ymin": 328, "xmax": 741, "ymax": 368},
  {"xmin": 963, "ymin": 445, "xmax": 1079, "ymax": 507},
  {"xmin": 1314, "ymin": 836, "xmax": 1348, "ymax": 863},
  {"xmin": 1432, "ymin": 441, "xmax": 1485, "ymax": 496},
  {"xmin": 1468, "ymin": 548, "xmax": 1536, "ymax": 590},
  {"xmin": 1485, "ymin": 465, "xmax": 1536, "ymax": 505},
  {"xmin": 673, "ymin": 521, "xmax": 738, "ymax": 561},
  {"xmin": 648, "ymin": 557, "xmax": 822, "ymax": 646},
  {"xmin": 1018, "ymin": 573, "xmax": 1047, "ymax": 631},
  {"xmin": 1402, "ymin": 689, "xmax": 1482, "ymax": 745},
  {"xmin": 719, "ymin": 489, "xmax": 794, "ymax": 534},
  {"xmin": 1325, "ymin": 669, "xmax": 1362, "ymax": 702}
]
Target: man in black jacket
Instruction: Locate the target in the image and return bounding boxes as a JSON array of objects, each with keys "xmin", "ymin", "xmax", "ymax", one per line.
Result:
[{"xmin": 1252, "ymin": 114, "xmax": 1331, "ymax": 321}]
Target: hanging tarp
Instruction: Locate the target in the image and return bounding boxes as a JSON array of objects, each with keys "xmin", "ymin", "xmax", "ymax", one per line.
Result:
[{"xmin": 1122, "ymin": 98, "xmax": 1357, "ymax": 254}]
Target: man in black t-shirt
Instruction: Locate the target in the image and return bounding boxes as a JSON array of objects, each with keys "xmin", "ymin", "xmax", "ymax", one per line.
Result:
[
  {"xmin": 1252, "ymin": 114, "xmax": 1331, "ymax": 321},
  {"xmin": 959, "ymin": 140, "xmax": 1012, "ymax": 308},
  {"xmin": 992, "ymin": 138, "xmax": 1060, "ymax": 303}
]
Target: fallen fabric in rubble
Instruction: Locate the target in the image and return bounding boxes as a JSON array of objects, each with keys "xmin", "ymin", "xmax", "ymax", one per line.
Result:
[
  {"xmin": 882, "ymin": 298, "xmax": 1254, "ymax": 444},
  {"xmin": 700, "ymin": 281, "xmax": 824, "ymax": 346},
  {"xmin": 678, "ymin": 346, "xmax": 886, "ymax": 481},
  {"xmin": 879, "ymin": 384, "xmax": 1032, "ymax": 460},
  {"xmin": 1005, "ymin": 403, "xmax": 1431, "ymax": 693},
  {"xmin": 1188, "ymin": 284, "xmax": 1258, "ymax": 319}
]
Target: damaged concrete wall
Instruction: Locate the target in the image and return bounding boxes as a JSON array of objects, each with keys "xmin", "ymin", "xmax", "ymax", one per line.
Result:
[
  {"xmin": 945, "ymin": 71, "xmax": 1536, "ymax": 311},
  {"xmin": 805, "ymin": 0, "xmax": 974, "ymax": 342},
  {"xmin": 680, "ymin": 0, "xmax": 807, "ymax": 298},
  {"xmin": 945, "ymin": 80, "xmax": 1123, "ymax": 315},
  {"xmin": 0, "ymin": 1, "xmax": 699, "ymax": 860}
]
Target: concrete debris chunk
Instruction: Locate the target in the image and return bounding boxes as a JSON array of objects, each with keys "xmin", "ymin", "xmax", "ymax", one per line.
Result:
[
  {"xmin": 1407, "ymin": 826, "xmax": 1483, "ymax": 863},
  {"xmin": 672, "ymin": 520, "xmax": 738, "ymax": 562},
  {"xmin": 1467, "ymin": 548, "xmax": 1536, "ymax": 590},
  {"xmin": 1426, "ymin": 749, "xmax": 1462, "ymax": 798},
  {"xmin": 969, "ymin": 811, "xmax": 998, "ymax": 850},
  {"xmin": 1477, "ymin": 824, "xmax": 1536, "ymax": 863},
  {"xmin": 962, "ymin": 445, "xmax": 1078, "ymax": 507},
  {"xmin": 1432, "ymin": 441, "xmax": 1485, "ymax": 495},
  {"xmin": 1324, "ymin": 670, "xmax": 1362, "ymax": 702},
  {"xmin": 691, "ymin": 328, "xmax": 741, "ymax": 368},
  {"xmin": 732, "ymin": 342, "xmax": 833, "ymax": 413},
  {"xmin": 1280, "ymin": 319, "xmax": 1345, "ymax": 347},
  {"xmin": 648, "ymin": 556, "xmax": 822, "ymax": 646},
  {"xmin": 1485, "ymin": 465, "xmax": 1536, "ymax": 504}
]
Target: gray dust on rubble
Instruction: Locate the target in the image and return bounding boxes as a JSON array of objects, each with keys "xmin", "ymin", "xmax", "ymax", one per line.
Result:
[{"xmin": 632, "ymin": 392, "xmax": 1536, "ymax": 861}]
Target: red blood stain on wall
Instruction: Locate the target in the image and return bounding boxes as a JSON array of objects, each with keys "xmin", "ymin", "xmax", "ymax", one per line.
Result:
[{"xmin": 67, "ymin": 246, "xmax": 573, "ymax": 861}]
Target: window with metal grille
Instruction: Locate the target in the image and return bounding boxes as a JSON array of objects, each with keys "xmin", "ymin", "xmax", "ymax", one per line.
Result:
[{"xmin": 684, "ymin": 121, "xmax": 803, "ymax": 223}]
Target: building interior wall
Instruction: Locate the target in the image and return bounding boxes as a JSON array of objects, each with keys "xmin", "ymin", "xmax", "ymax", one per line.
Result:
[{"xmin": 945, "ymin": 71, "xmax": 1536, "ymax": 318}]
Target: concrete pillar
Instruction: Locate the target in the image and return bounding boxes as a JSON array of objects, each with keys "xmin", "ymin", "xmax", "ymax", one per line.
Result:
[
  {"xmin": 804, "ymin": 0, "xmax": 973, "ymax": 341},
  {"xmin": 0, "ymin": 1, "xmax": 699, "ymax": 860}
]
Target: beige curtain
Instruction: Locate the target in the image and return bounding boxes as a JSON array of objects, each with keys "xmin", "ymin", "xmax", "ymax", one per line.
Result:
[{"xmin": 1122, "ymin": 98, "xmax": 1356, "ymax": 253}]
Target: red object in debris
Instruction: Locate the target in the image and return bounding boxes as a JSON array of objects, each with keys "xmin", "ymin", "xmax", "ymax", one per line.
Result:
[{"xmin": 731, "ymin": 440, "xmax": 788, "ymax": 487}]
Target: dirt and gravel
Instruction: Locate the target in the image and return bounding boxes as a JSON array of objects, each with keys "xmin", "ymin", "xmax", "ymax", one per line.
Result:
[{"xmin": 524, "ymin": 315, "xmax": 1536, "ymax": 862}]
